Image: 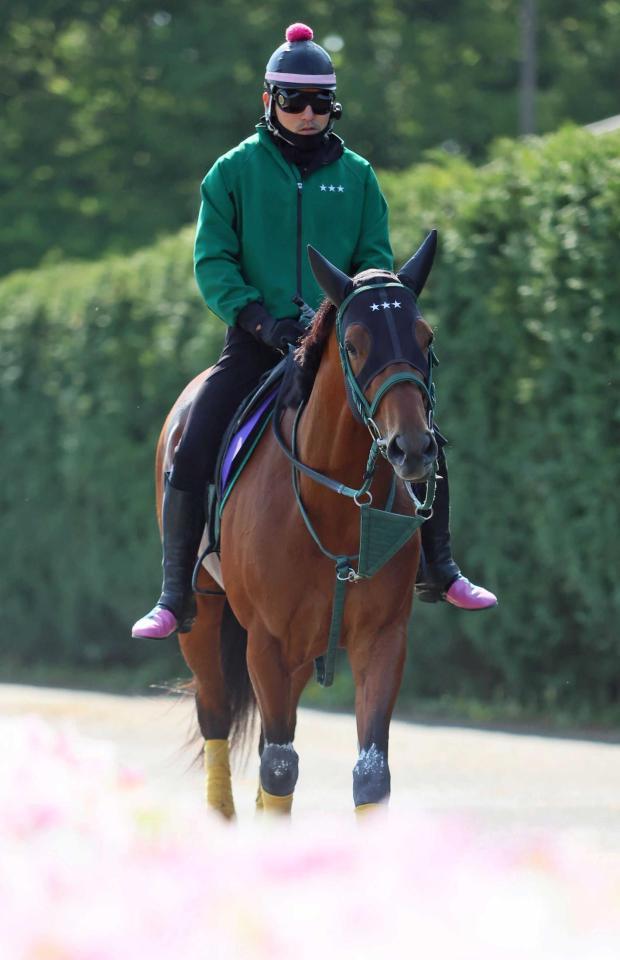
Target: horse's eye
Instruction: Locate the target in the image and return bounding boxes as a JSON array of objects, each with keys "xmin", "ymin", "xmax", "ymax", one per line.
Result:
[{"xmin": 345, "ymin": 341, "xmax": 357, "ymax": 358}]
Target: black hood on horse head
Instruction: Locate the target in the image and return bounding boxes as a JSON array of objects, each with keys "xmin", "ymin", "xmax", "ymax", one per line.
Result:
[
  {"xmin": 283, "ymin": 232, "xmax": 438, "ymax": 409},
  {"xmin": 307, "ymin": 231, "xmax": 437, "ymax": 390}
]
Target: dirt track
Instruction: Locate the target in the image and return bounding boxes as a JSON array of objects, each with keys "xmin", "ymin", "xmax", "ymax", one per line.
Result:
[{"xmin": 3, "ymin": 684, "xmax": 620, "ymax": 843}]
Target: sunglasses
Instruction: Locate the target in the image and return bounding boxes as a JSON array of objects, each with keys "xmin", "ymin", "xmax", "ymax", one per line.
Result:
[{"xmin": 274, "ymin": 88, "xmax": 334, "ymax": 115}]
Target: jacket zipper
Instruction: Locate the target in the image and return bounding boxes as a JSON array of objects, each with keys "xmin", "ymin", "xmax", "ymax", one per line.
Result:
[{"xmin": 296, "ymin": 181, "xmax": 303, "ymax": 301}]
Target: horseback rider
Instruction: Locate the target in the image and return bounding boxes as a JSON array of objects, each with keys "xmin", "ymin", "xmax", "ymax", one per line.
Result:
[{"xmin": 132, "ymin": 23, "xmax": 497, "ymax": 641}]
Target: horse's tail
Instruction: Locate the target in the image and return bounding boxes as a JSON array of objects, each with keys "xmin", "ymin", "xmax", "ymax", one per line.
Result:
[{"xmin": 220, "ymin": 598, "xmax": 257, "ymax": 757}]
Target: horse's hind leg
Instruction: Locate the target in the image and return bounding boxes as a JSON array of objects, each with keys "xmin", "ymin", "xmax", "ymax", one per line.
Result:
[{"xmin": 178, "ymin": 569, "xmax": 237, "ymax": 819}]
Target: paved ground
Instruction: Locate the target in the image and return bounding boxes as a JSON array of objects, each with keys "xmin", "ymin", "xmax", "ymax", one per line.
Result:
[{"xmin": 2, "ymin": 684, "xmax": 620, "ymax": 844}]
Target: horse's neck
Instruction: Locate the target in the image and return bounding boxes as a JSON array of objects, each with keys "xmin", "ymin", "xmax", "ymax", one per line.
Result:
[{"xmin": 296, "ymin": 335, "xmax": 391, "ymax": 514}]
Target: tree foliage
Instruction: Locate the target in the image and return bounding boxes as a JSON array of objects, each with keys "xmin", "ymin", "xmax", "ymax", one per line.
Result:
[{"xmin": 2, "ymin": 1, "xmax": 620, "ymax": 275}]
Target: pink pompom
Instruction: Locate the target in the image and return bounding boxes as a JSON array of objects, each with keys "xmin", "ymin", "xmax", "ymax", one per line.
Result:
[{"xmin": 286, "ymin": 23, "xmax": 314, "ymax": 42}]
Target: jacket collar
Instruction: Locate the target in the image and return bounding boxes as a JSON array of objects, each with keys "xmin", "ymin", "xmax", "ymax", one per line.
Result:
[{"xmin": 255, "ymin": 122, "xmax": 344, "ymax": 178}]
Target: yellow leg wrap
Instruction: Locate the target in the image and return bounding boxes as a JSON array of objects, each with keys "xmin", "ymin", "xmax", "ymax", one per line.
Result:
[
  {"xmin": 355, "ymin": 802, "xmax": 382, "ymax": 817},
  {"xmin": 259, "ymin": 787, "xmax": 294, "ymax": 815},
  {"xmin": 204, "ymin": 739, "xmax": 235, "ymax": 820},
  {"xmin": 255, "ymin": 781, "xmax": 264, "ymax": 812}
]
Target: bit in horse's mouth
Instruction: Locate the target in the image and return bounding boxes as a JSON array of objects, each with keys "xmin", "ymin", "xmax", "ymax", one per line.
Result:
[{"xmin": 394, "ymin": 461, "xmax": 435, "ymax": 484}]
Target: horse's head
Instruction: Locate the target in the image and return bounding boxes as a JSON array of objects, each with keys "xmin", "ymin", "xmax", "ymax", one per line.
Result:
[{"xmin": 308, "ymin": 232, "xmax": 439, "ymax": 483}]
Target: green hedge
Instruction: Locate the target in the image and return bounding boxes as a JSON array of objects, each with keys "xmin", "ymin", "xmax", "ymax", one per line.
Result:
[
  {"xmin": 1, "ymin": 126, "xmax": 619, "ymax": 716},
  {"xmin": 0, "ymin": 232, "xmax": 224, "ymax": 672}
]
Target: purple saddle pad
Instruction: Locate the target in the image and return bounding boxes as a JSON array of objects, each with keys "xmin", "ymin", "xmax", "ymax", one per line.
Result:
[{"xmin": 220, "ymin": 389, "xmax": 277, "ymax": 493}]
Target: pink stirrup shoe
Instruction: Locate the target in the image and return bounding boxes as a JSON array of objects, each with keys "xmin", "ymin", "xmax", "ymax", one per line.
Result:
[
  {"xmin": 131, "ymin": 605, "xmax": 179, "ymax": 639},
  {"xmin": 444, "ymin": 576, "xmax": 498, "ymax": 611}
]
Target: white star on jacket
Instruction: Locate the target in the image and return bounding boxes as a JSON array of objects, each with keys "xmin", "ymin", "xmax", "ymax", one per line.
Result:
[
  {"xmin": 320, "ymin": 184, "xmax": 327, "ymax": 191},
  {"xmin": 329, "ymin": 185, "xmax": 336, "ymax": 192},
  {"xmin": 370, "ymin": 303, "xmax": 380, "ymax": 311}
]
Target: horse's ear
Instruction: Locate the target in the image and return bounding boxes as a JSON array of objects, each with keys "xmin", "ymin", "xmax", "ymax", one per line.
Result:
[
  {"xmin": 397, "ymin": 229, "xmax": 438, "ymax": 297},
  {"xmin": 307, "ymin": 245, "xmax": 353, "ymax": 308}
]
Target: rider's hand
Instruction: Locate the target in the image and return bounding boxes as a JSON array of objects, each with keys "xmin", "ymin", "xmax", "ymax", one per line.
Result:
[
  {"xmin": 261, "ymin": 315, "xmax": 307, "ymax": 352},
  {"xmin": 237, "ymin": 302, "xmax": 307, "ymax": 353}
]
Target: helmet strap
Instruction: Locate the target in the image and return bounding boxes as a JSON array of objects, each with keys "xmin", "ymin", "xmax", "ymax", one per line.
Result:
[{"xmin": 264, "ymin": 96, "xmax": 296, "ymax": 146}]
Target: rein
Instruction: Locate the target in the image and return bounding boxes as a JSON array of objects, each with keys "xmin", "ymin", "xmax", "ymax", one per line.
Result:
[{"xmin": 272, "ymin": 285, "xmax": 438, "ymax": 686}]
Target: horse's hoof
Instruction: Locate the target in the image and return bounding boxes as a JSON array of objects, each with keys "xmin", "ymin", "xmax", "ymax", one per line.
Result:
[
  {"xmin": 355, "ymin": 802, "xmax": 383, "ymax": 817},
  {"xmin": 259, "ymin": 787, "xmax": 294, "ymax": 815},
  {"xmin": 445, "ymin": 576, "xmax": 498, "ymax": 610},
  {"xmin": 131, "ymin": 605, "xmax": 178, "ymax": 639}
]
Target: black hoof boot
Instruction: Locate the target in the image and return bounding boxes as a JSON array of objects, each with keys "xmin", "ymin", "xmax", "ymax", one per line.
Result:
[
  {"xmin": 353, "ymin": 745, "xmax": 391, "ymax": 807},
  {"xmin": 260, "ymin": 742, "xmax": 299, "ymax": 797}
]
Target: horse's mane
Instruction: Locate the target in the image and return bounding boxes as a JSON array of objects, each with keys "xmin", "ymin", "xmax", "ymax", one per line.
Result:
[{"xmin": 283, "ymin": 267, "xmax": 397, "ymax": 408}]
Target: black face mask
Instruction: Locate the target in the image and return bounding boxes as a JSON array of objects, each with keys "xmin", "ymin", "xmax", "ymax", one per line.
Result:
[
  {"xmin": 271, "ymin": 114, "xmax": 328, "ymax": 152},
  {"xmin": 340, "ymin": 283, "xmax": 429, "ymax": 393}
]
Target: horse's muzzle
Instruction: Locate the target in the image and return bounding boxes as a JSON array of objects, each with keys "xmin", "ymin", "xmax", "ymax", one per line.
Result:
[{"xmin": 386, "ymin": 429, "xmax": 437, "ymax": 482}]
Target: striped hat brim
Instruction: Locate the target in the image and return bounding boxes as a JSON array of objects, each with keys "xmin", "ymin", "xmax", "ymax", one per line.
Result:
[{"xmin": 265, "ymin": 71, "xmax": 337, "ymax": 86}]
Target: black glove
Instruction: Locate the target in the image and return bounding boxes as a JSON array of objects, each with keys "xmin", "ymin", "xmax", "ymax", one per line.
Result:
[{"xmin": 237, "ymin": 302, "xmax": 306, "ymax": 353}]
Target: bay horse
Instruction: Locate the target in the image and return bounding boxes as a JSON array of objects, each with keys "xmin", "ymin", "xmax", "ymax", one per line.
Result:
[{"xmin": 157, "ymin": 233, "xmax": 439, "ymax": 816}]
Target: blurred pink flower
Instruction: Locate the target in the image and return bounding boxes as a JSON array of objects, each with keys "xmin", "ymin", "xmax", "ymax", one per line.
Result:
[{"xmin": 0, "ymin": 716, "xmax": 619, "ymax": 960}]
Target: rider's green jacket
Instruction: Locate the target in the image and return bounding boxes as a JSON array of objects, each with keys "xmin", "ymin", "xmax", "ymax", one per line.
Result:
[{"xmin": 194, "ymin": 126, "xmax": 393, "ymax": 325}]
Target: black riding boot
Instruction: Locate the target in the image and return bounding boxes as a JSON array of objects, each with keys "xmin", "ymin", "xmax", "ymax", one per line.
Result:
[
  {"xmin": 132, "ymin": 476, "xmax": 204, "ymax": 638},
  {"xmin": 415, "ymin": 444, "xmax": 461, "ymax": 602},
  {"xmin": 415, "ymin": 445, "xmax": 498, "ymax": 609}
]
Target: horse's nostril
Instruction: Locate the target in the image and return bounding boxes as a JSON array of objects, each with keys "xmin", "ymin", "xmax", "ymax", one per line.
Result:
[
  {"xmin": 423, "ymin": 430, "xmax": 436, "ymax": 456},
  {"xmin": 387, "ymin": 435, "xmax": 406, "ymax": 466}
]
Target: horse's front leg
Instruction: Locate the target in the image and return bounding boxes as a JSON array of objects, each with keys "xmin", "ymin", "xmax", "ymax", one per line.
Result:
[
  {"xmin": 247, "ymin": 628, "xmax": 312, "ymax": 815},
  {"xmin": 347, "ymin": 624, "xmax": 408, "ymax": 815}
]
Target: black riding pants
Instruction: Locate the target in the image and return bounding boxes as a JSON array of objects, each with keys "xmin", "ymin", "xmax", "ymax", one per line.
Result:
[{"xmin": 170, "ymin": 326, "xmax": 281, "ymax": 495}]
